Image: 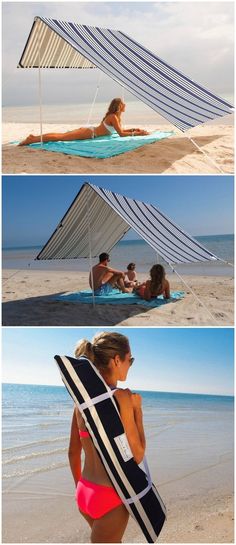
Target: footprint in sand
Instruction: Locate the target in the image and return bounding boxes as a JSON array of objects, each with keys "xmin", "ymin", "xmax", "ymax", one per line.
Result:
[{"xmin": 195, "ymin": 524, "xmax": 204, "ymax": 531}]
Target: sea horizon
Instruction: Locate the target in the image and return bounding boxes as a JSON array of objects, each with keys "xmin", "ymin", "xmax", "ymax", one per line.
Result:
[
  {"xmin": 2, "ymin": 234, "xmax": 234, "ymax": 276},
  {"xmin": 2, "ymin": 382, "xmax": 234, "ymax": 399},
  {"xmin": 2, "ymin": 233, "xmax": 234, "ymax": 251}
]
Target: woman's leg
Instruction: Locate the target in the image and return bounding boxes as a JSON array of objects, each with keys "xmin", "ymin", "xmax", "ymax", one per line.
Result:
[
  {"xmin": 19, "ymin": 128, "xmax": 93, "ymax": 145},
  {"xmin": 79, "ymin": 509, "xmax": 94, "ymax": 529},
  {"xmin": 91, "ymin": 504, "xmax": 129, "ymax": 543}
]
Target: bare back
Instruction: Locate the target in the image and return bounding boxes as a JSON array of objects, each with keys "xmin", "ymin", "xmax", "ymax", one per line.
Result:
[{"xmin": 75, "ymin": 407, "xmax": 112, "ymax": 486}]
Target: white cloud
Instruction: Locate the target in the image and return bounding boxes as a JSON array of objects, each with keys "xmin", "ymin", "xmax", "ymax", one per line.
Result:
[{"xmin": 2, "ymin": 1, "xmax": 234, "ymax": 106}]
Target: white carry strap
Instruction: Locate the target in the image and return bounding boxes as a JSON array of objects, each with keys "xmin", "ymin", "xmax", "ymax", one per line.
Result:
[
  {"xmin": 79, "ymin": 389, "xmax": 116, "ymax": 411},
  {"xmin": 126, "ymin": 456, "xmax": 152, "ymax": 504}
]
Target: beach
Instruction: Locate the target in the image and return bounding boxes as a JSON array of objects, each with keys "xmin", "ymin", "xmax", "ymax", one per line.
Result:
[
  {"xmin": 2, "ymin": 236, "xmax": 234, "ymax": 326},
  {"xmin": 2, "ymin": 384, "xmax": 234, "ymax": 543},
  {"xmin": 2, "ymin": 268, "xmax": 234, "ymax": 326},
  {"xmin": 2, "ymin": 104, "xmax": 234, "ymax": 174}
]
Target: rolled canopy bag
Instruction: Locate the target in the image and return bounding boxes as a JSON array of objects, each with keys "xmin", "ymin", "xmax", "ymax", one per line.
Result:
[{"xmin": 54, "ymin": 354, "xmax": 166, "ymax": 543}]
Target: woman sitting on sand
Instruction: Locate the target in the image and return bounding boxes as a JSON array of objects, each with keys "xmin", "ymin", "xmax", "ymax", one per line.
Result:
[
  {"xmin": 135, "ymin": 264, "xmax": 170, "ymax": 301},
  {"xmin": 19, "ymin": 98, "xmax": 150, "ymax": 145},
  {"xmin": 68, "ymin": 331, "xmax": 145, "ymax": 543}
]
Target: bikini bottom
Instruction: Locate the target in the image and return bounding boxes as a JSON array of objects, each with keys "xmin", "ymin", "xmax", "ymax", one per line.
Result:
[{"xmin": 76, "ymin": 477, "xmax": 123, "ymax": 519}]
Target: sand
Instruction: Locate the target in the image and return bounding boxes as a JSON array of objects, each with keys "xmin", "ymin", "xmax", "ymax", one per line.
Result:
[
  {"xmin": 2, "ymin": 464, "xmax": 233, "ymax": 543},
  {"xmin": 2, "ymin": 269, "xmax": 234, "ymax": 326},
  {"xmin": 2, "ymin": 122, "xmax": 234, "ymax": 174}
]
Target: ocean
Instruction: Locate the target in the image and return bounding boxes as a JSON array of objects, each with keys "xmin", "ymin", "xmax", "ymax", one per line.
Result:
[
  {"xmin": 2, "ymin": 383, "xmax": 234, "ymax": 494},
  {"xmin": 3, "ymin": 101, "xmax": 234, "ymax": 126},
  {"xmin": 2, "ymin": 234, "xmax": 234, "ymax": 276}
]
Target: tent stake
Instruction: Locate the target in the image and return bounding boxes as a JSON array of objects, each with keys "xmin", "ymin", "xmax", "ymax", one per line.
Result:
[
  {"xmin": 187, "ymin": 135, "xmax": 224, "ymax": 174},
  {"xmin": 169, "ymin": 263, "xmax": 219, "ymax": 324},
  {"xmin": 86, "ymin": 186, "xmax": 95, "ymax": 309},
  {"xmin": 37, "ymin": 22, "xmax": 43, "ymax": 147}
]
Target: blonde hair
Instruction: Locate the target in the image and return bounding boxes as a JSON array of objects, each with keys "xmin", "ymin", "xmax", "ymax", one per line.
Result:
[
  {"xmin": 103, "ymin": 98, "xmax": 123, "ymax": 121},
  {"xmin": 74, "ymin": 331, "xmax": 130, "ymax": 369}
]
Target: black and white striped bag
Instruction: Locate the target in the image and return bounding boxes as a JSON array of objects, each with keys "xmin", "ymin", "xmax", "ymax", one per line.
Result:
[{"xmin": 55, "ymin": 354, "xmax": 166, "ymax": 543}]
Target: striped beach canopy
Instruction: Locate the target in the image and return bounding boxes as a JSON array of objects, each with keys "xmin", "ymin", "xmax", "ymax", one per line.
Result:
[
  {"xmin": 36, "ymin": 183, "xmax": 219, "ymax": 265},
  {"xmin": 18, "ymin": 16, "xmax": 234, "ymax": 132}
]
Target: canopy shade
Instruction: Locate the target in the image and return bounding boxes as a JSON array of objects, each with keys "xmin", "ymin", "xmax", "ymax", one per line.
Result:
[
  {"xmin": 36, "ymin": 183, "xmax": 219, "ymax": 265},
  {"xmin": 18, "ymin": 17, "xmax": 234, "ymax": 132}
]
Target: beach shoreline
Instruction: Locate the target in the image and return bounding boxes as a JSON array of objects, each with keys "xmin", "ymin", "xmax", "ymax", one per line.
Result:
[
  {"xmin": 2, "ymin": 268, "xmax": 234, "ymax": 326},
  {"xmin": 2, "ymin": 122, "xmax": 234, "ymax": 174},
  {"xmin": 2, "ymin": 467, "xmax": 233, "ymax": 543},
  {"xmin": 2, "ymin": 383, "xmax": 234, "ymax": 543}
]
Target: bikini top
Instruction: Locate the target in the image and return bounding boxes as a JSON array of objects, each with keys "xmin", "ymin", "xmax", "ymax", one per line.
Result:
[
  {"xmin": 102, "ymin": 120, "xmax": 117, "ymax": 134},
  {"xmin": 79, "ymin": 429, "xmax": 90, "ymax": 438}
]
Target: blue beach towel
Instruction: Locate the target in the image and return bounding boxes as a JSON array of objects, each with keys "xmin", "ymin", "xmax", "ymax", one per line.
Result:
[
  {"xmin": 56, "ymin": 289, "xmax": 185, "ymax": 307},
  {"xmin": 15, "ymin": 130, "xmax": 174, "ymax": 159}
]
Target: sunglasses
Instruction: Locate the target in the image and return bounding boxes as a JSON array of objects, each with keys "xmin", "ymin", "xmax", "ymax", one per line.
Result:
[{"xmin": 129, "ymin": 356, "xmax": 135, "ymax": 366}]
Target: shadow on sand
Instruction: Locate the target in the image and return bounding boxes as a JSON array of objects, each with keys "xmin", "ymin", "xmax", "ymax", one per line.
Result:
[{"xmin": 2, "ymin": 291, "xmax": 178, "ymax": 326}]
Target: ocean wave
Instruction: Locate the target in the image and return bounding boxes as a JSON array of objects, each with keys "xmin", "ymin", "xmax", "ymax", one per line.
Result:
[
  {"xmin": 3, "ymin": 447, "xmax": 67, "ymax": 465},
  {"xmin": 2, "ymin": 436, "xmax": 69, "ymax": 452},
  {"xmin": 3, "ymin": 461, "xmax": 67, "ymax": 479}
]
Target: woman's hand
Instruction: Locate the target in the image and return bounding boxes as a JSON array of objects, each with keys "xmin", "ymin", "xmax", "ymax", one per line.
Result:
[{"xmin": 131, "ymin": 392, "xmax": 142, "ymax": 410}]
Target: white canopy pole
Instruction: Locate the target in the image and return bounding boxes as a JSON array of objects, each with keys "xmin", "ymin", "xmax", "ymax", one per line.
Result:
[
  {"xmin": 86, "ymin": 185, "xmax": 95, "ymax": 309},
  {"xmin": 169, "ymin": 263, "xmax": 219, "ymax": 324},
  {"xmin": 37, "ymin": 22, "xmax": 43, "ymax": 147},
  {"xmin": 86, "ymin": 70, "xmax": 103, "ymax": 126},
  {"xmin": 187, "ymin": 135, "xmax": 224, "ymax": 174}
]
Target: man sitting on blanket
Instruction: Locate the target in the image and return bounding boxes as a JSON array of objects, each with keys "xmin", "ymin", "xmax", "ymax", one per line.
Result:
[{"xmin": 89, "ymin": 253, "xmax": 132, "ymax": 295}]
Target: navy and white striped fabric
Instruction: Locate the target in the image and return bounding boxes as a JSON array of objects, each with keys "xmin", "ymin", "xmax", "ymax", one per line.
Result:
[
  {"xmin": 36, "ymin": 183, "xmax": 219, "ymax": 265},
  {"xmin": 18, "ymin": 17, "xmax": 233, "ymax": 131},
  {"xmin": 54, "ymin": 354, "xmax": 166, "ymax": 543}
]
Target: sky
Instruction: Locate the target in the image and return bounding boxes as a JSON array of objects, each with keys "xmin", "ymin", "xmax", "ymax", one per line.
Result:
[
  {"xmin": 2, "ymin": 327, "xmax": 234, "ymax": 396},
  {"xmin": 2, "ymin": 175, "xmax": 234, "ymax": 247},
  {"xmin": 2, "ymin": 1, "xmax": 234, "ymax": 107}
]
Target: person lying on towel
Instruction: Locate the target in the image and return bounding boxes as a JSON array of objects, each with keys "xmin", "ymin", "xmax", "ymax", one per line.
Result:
[
  {"xmin": 68, "ymin": 331, "xmax": 144, "ymax": 543},
  {"xmin": 19, "ymin": 98, "xmax": 150, "ymax": 145},
  {"xmin": 124, "ymin": 262, "xmax": 139, "ymax": 288},
  {"xmin": 135, "ymin": 264, "xmax": 170, "ymax": 301},
  {"xmin": 89, "ymin": 252, "xmax": 132, "ymax": 295}
]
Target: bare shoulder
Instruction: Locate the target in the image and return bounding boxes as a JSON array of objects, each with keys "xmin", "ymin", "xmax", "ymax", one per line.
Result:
[
  {"xmin": 105, "ymin": 113, "xmax": 117, "ymax": 122},
  {"xmin": 114, "ymin": 388, "xmax": 132, "ymax": 407}
]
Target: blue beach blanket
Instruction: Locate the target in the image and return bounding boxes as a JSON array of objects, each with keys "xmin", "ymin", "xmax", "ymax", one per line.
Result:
[
  {"xmin": 56, "ymin": 289, "xmax": 185, "ymax": 307},
  {"xmin": 16, "ymin": 130, "xmax": 174, "ymax": 159}
]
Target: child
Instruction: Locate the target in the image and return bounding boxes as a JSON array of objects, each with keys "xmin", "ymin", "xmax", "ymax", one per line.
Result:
[
  {"xmin": 124, "ymin": 263, "xmax": 138, "ymax": 288},
  {"xmin": 135, "ymin": 264, "xmax": 170, "ymax": 301}
]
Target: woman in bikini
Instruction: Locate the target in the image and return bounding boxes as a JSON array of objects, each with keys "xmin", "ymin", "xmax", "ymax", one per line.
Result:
[
  {"xmin": 19, "ymin": 98, "xmax": 150, "ymax": 145},
  {"xmin": 68, "ymin": 331, "xmax": 145, "ymax": 543},
  {"xmin": 135, "ymin": 264, "xmax": 170, "ymax": 301}
]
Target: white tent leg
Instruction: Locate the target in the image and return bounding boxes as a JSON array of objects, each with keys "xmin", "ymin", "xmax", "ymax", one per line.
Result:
[
  {"xmin": 187, "ymin": 135, "xmax": 224, "ymax": 174},
  {"xmin": 37, "ymin": 23, "xmax": 43, "ymax": 147},
  {"xmin": 169, "ymin": 264, "xmax": 219, "ymax": 324},
  {"xmin": 86, "ymin": 186, "xmax": 95, "ymax": 309},
  {"xmin": 86, "ymin": 70, "xmax": 103, "ymax": 126}
]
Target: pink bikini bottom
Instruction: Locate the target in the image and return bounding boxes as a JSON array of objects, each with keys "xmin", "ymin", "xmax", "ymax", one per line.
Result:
[{"xmin": 76, "ymin": 477, "xmax": 123, "ymax": 519}]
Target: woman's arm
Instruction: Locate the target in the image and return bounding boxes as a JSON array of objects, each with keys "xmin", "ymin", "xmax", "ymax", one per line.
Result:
[
  {"xmin": 110, "ymin": 115, "xmax": 149, "ymax": 137},
  {"xmin": 114, "ymin": 389, "xmax": 145, "ymax": 464},
  {"xmin": 68, "ymin": 407, "xmax": 82, "ymax": 486},
  {"xmin": 132, "ymin": 394, "xmax": 146, "ymax": 450}
]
